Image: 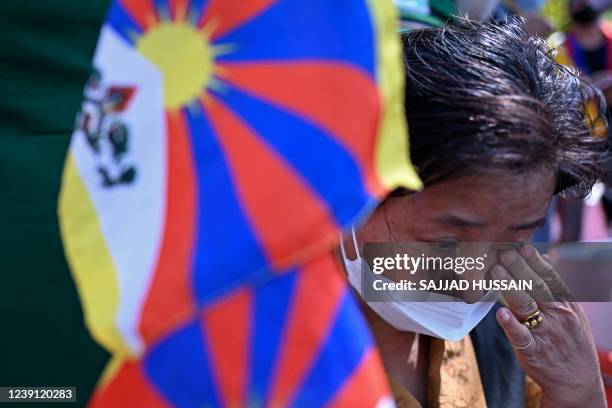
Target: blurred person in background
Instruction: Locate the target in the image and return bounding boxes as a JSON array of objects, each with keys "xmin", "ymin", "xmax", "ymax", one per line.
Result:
[
  {"xmin": 340, "ymin": 17, "xmax": 608, "ymax": 407},
  {"xmin": 550, "ymin": 0, "xmax": 612, "ymax": 242},
  {"xmin": 562, "ymin": 0, "xmax": 612, "ymax": 78}
]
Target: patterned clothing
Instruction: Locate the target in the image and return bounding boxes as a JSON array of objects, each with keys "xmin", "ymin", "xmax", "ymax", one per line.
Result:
[{"xmin": 388, "ymin": 336, "xmax": 541, "ymax": 407}]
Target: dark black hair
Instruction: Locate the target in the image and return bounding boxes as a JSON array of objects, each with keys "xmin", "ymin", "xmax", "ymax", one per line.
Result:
[{"xmin": 401, "ymin": 17, "xmax": 607, "ymax": 197}]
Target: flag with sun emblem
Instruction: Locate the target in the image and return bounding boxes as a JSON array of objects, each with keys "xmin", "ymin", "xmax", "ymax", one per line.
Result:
[{"xmin": 59, "ymin": 0, "xmax": 420, "ymax": 405}]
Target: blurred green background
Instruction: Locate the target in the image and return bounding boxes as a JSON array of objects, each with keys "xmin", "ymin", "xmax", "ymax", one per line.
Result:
[{"xmin": 0, "ymin": 1, "xmax": 110, "ymax": 405}]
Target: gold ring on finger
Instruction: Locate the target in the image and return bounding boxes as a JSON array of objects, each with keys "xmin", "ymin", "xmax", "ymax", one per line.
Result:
[
  {"xmin": 512, "ymin": 336, "xmax": 535, "ymax": 351},
  {"xmin": 520, "ymin": 310, "xmax": 544, "ymax": 329}
]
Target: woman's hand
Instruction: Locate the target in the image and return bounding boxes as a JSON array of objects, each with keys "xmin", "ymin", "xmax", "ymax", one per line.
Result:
[{"xmin": 492, "ymin": 244, "xmax": 606, "ymax": 408}]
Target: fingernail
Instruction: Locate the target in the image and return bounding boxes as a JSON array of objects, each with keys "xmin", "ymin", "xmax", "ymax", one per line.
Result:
[
  {"xmin": 501, "ymin": 251, "xmax": 516, "ymax": 264},
  {"xmin": 498, "ymin": 308, "xmax": 511, "ymax": 322}
]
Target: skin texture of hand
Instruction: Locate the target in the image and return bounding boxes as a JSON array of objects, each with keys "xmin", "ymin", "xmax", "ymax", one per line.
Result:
[{"xmin": 493, "ymin": 245, "xmax": 606, "ymax": 408}]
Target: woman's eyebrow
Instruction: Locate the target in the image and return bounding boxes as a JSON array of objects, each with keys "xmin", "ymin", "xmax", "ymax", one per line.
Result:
[{"xmin": 433, "ymin": 214, "xmax": 488, "ymax": 228}]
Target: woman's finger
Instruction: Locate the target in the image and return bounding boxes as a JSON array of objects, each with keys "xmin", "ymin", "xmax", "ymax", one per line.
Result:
[
  {"xmin": 517, "ymin": 245, "xmax": 550, "ymax": 274},
  {"xmin": 496, "ymin": 307, "xmax": 536, "ymax": 354},
  {"xmin": 492, "ymin": 265, "xmax": 540, "ymax": 319},
  {"xmin": 500, "ymin": 249, "xmax": 555, "ymax": 302},
  {"xmin": 541, "ymin": 254, "xmax": 553, "ymax": 264},
  {"xmin": 518, "ymin": 245, "xmax": 574, "ymax": 302}
]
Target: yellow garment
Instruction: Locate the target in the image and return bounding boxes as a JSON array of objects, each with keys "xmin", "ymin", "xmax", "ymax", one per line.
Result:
[{"xmin": 388, "ymin": 336, "xmax": 541, "ymax": 407}]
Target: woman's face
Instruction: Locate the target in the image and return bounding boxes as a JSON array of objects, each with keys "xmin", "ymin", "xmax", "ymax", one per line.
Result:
[
  {"xmin": 352, "ymin": 170, "xmax": 556, "ymax": 302},
  {"xmin": 359, "ymin": 169, "xmax": 555, "ymax": 245}
]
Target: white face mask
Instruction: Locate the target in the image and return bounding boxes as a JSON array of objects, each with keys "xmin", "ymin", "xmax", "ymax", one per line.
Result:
[{"xmin": 340, "ymin": 229, "xmax": 496, "ymax": 342}]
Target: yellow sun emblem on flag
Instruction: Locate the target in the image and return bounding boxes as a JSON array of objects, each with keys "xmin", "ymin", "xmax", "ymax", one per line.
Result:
[{"xmin": 136, "ymin": 22, "xmax": 215, "ymax": 109}]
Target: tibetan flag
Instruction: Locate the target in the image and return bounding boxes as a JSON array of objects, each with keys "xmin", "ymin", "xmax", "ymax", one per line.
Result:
[
  {"xmin": 89, "ymin": 253, "xmax": 394, "ymax": 407},
  {"xmin": 58, "ymin": 0, "xmax": 420, "ymax": 405}
]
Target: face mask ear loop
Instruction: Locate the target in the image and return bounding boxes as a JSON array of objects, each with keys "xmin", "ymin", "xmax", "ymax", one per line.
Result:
[
  {"xmin": 339, "ymin": 233, "xmax": 349, "ymax": 261},
  {"xmin": 340, "ymin": 227, "xmax": 362, "ymax": 261},
  {"xmin": 351, "ymin": 227, "xmax": 361, "ymax": 258}
]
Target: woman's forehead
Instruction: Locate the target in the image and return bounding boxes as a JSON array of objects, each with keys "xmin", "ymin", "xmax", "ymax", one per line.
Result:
[{"xmin": 396, "ymin": 171, "xmax": 555, "ymax": 228}]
